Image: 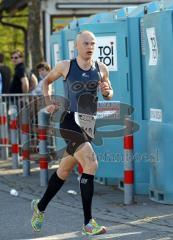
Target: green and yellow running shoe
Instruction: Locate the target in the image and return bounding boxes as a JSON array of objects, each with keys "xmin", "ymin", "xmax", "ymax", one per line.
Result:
[
  {"xmin": 31, "ymin": 199, "xmax": 44, "ymax": 232},
  {"xmin": 82, "ymin": 219, "xmax": 107, "ymax": 236}
]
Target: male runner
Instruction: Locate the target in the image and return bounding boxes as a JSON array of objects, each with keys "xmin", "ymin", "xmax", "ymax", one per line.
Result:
[{"xmin": 31, "ymin": 30, "xmax": 113, "ymax": 236}]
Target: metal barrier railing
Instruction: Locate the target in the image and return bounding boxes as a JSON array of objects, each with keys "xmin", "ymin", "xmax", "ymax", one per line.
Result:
[
  {"xmin": 0, "ymin": 96, "xmax": 135, "ymax": 203},
  {"xmin": 9, "ymin": 105, "xmax": 19, "ymax": 169},
  {"xmin": 0, "ymin": 101, "xmax": 9, "ymax": 159},
  {"xmin": 0, "ymin": 94, "xmax": 49, "ymax": 162}
]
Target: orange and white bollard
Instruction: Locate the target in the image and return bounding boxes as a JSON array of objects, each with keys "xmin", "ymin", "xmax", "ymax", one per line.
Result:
[
  {"xmin": 0, "ymin": 102, "xmax": 9, "ymax": 160},
  {"xmin": 21, "ymin": 108, "xmax": 30, "ymax": 176},
  {"xmin": 9, "ymin": 105, "xmax": 19, "ymax": 168},
  {"xmin": 124, "ymin": 116, "xmax": 134, "ymax": 205},
  {"xmin": 38, "ymin": 109, "xmax": 50, "ymax": 186}
]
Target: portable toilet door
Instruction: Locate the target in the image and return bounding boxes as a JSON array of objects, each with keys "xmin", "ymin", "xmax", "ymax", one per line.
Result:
[
  {"xmin": 63, "ymin": 28, "xmax": 78, "ymax": 60},
  {"xmin": 50, "ymin": 30, "xmax": 69, "ymax": 159},
  {"xmin": 143, "ymin": 9, "xmax": 173, "ymax": 204},
  {"xmin": 124, "ymin": 1, "xmax": 160, "ymax": 194},
  {"xmin": 50, "ymin": 30, "xmax": 65, "ymax": 96}
]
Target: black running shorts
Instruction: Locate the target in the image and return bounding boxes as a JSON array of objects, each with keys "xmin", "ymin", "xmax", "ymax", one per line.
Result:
[{"xmin": 60, "ymin": 111, "xmax": 92, "ymax": 155}]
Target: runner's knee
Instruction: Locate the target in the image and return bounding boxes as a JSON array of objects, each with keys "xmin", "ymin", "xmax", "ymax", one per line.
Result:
[
  {"xmin": 74, "ymin": 142, "xmax": 98, "ymax": 173},
  {"xmin": 57, "ymin": 168, "xmax": 71, "ymax": 180},
  {"xmin": 57, "ymin": 160, "xmax": 75, "ymax": 179}
]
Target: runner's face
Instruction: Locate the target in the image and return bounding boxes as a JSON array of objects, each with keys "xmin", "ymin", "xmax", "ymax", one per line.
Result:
[{"xmin": 76, "ymin": 33, "xmax": 96, "ymax": 60}]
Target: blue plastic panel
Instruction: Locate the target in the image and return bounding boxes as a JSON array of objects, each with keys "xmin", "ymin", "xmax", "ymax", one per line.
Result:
[{"xmin": 143, "ymin": 10, "xmax": 173, "ymax": 203}]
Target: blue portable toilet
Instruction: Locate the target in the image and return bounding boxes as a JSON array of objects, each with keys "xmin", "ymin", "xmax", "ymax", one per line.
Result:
[
  {"xmin": 78, "ymin": 18, "xmax": 132, "ymax": 185},
  {"xmin": 50, "ymin": 30, "xmax": 65, "ymax": 96},
  {"xmin": 122, "ymin": 1, "xmax": 160, "ymax": 194},
  {"xmin": 77, "ymin": 2, "xmax": 160, "ymax": 194},
  {"xmin": 50, "ymin": 30, "xmax": 69, "ymax": 156},
  {"xmin": 81, "ymin": 9, "xmax": 136, "ymax": 186},
  {"xmin": 142, "ymin": 9, "xmax": 173, "ymax": 204},
  {"xmin": 54, "ymin": 14, "xmax": 126, "ymax": 182}
]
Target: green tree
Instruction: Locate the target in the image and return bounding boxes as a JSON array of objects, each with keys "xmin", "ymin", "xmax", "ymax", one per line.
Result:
[
  {"xmin": 0, "ymin": 8, "xmax": 28, "ymax": 71},
  {"xmin": 28, "ymin": 0, "xmax": 43, "ymax": 70},
  {"xmin": 0, "ymin": 0, "xmax": 43, "ymax": 71}
]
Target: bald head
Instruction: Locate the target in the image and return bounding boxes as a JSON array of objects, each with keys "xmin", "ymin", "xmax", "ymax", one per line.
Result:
[
  {"xmin": 76, "ymin": 30, "xmax": 96, "ymax": 44},
  {"xmin": 75, "ymin": 30, "xmax": 96, "ymax": 60}
]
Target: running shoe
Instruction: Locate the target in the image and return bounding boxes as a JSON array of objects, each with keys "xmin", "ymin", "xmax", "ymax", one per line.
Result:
[
  {"xmin": 82, "ymin": 218, "xmax": 106, "ymax": 236},
  {"xmin": 31, "ymin": 199, "xmax": 44, "ymax": 232}
]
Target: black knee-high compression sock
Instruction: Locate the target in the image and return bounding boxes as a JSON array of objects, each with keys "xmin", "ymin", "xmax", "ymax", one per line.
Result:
[
  {"xmin": 38, "ymin": 172, "xmax": 65, "ymax": 212},
  {"xmin": 80, "ymin": 173, "xmax": 94, "ymax": 225}
]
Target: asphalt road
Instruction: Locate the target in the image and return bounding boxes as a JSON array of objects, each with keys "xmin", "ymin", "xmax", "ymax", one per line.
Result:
[{"xmin": 1, "ymin": 188, "xmax": 173, "ymax": 240}]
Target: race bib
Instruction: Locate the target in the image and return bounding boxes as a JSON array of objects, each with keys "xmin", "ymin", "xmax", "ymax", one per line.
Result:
[{"xmin": 74, "ymin": 112, "xmax": 96, "ymax": 138}]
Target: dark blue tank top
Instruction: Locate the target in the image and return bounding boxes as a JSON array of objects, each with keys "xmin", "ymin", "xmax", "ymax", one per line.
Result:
[{"xmin": 64, "ymin": 59, "xmax": 102, "ymax": 114}]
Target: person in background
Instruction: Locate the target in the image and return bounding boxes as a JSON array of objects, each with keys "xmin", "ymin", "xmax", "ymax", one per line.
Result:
[
  {"xmin": 31, "ymin": 62, "xmax": 51, "ymax": 96},
  {"xmin": 28, "ymin": 69, "xmax": 38, "ymax": 93},
  {"xmin": 0, "ymin": 53, "xmax": 11, "ymax": 93},
  {"xmin": 10, "ymin": 50, "xmax": 29, "ymax": 93}
]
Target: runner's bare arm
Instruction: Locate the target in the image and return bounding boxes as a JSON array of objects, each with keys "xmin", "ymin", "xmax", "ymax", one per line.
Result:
[
  {"xmin": 42, "ymin": 60, "xmax": 70, "ymax": 111},
  {"xmin": 43, "ymin": 60, "xmax": 70, "ymax": 97},
  {"xmin": 98, "ymin": 63, "xmax": 113, "ymax": 100},
  {"xmin": 21, "ymin": 76, "xmax": 29, "ymax": 93}
]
